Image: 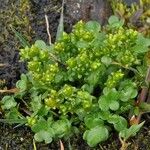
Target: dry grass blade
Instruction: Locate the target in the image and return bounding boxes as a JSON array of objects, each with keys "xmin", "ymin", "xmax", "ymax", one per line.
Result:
[
  {"xmin": 60, "ymin": 140, "xmax": 64, "ymax": 150},
  {"xmin": 0, "ymin": 88, "xmax": 19, "ymax": 93},
  {"xmin": 0, "ymin": 64, "xmax": 9, "ymax": 67},
  {"xmin": 45, "ymin": 14, "xmax": 52, "ymax": 45}
]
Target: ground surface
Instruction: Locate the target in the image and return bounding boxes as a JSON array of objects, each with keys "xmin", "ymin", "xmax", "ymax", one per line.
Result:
[{"xmin": 0, "ymin": 0, "xmax": 150, "ymax": 149}]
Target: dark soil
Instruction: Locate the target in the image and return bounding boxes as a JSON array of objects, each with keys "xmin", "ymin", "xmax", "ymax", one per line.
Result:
[{"xmin": 0, "ymin": 0, "xmax": 150, "ymax": 149}]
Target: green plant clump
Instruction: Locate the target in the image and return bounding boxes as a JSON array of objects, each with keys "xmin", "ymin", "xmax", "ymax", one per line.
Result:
[{"xmin": 1, "ymin": 16, "xmax": 150, "ymax": 148}]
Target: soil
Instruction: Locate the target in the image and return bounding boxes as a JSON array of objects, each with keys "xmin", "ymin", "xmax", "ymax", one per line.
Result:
[{"xmin": 0, "ymin": 0, "xmax": 150, "ymax": 149}]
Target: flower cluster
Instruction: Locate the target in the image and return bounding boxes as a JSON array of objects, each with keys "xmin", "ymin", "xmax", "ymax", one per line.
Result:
[
  {"xmin": 105, "ymin": 70, "xmax": 124, "ymax": 88},
  {"xmin": 45, "ymin": 84, "xmax": 94, "ymax": 114}
]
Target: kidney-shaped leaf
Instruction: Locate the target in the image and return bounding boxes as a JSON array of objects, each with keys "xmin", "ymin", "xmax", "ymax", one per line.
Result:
[
  {"xmin": 34, "ymin": 128, "xmax": 54, "ymax": 143},
  {"xmin": 1, "ymin": 96, "xmax": 17, "ymax": 110},
  {"xmin": 85, "ymin": 21, "xmax": 101, "ymax": 33},
  {"xmin": 84, "ymin": 115, "xmax": 104, "ymax": 129},
  {"xmin": 52, "ymin": 119, "xmax": 71, "ymax": 138},
  {"xmin": 83, "ymin": 126, "xmax": 109, "ymax": 147}
]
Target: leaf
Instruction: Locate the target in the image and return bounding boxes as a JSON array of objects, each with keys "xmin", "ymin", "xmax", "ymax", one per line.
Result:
[
  {"xmin": 1, "ymin": 96, "xmax": 17, "ymax": 110},
  {"xmin": 101, "ymin": 56, "xmax": 112, "ymax": 66},
  {"xmin": 87, "ymin": 70, "xmax": 100, "ymax": 86},
  {"xmin": 52, "ymin": 119, "xmax": 71, "ymax": 138},
  {"xmin": 133, "ymin": 107, "xmax": 140, "ymax": 116},
  {"xmin": 56, "ymin": 0, "xmax": 64, "ymax": 41},
  {"xmin": 133, "ymin": 35, "xmax": 150, "ymax": 54},
  {"xmin": 108, "ymin": 16, "xmax": 119, "ymax": 24},
  {"xmin": 84, "ymin": 115, "xmax": 104, "ymax": 129},
  {"xmin": 114, "ymin": 117, "xmax": 127, "ymax": 132},
  {"xmin": 98, "ymin": 111, "xmax": 110, "ymax": 120},
  {"xmin": 35, "ymin": 40, "xmax": 47, "ymax": 50},
  {"xmin": 136, "ymin": 35, "xmax": 150, "ymax": 47},
  {"xmin": 108, "ymin": 15, "xmax": 124, "ymax": 28},
  {"xmin": 108, "ymin": 115, "xmax": 127, "ymax": 132},
  {"xmin": 32, "ymin": 118, "xmax": 54, "ymax": 143},
  {"xmin": 5, "ymin": 108, "xmax": 21, "ymax": 119},
  {"xmin": 107, "ymin": 88, "xmax": 120, "ymax": 101},
  {"xmin": 92, "ymin": 33, "xmax": 105, "ymax": 48},
  {"xmin": 85, "ymin": 21, "xmax": 101, "ymax": 33},
  {"xmin": 31, "ymin": 118, "xmax": 48, "ymax": 133},
  {"xmin": 120, "ymin": 87, "xmax": 138, "ymax": 102},
  {"xmin": 16, "ymin": 74, "xmax": 28, "ymax": 92},
  {"xmin": 0, "ymin": 118, "xmax": 27, "ymax": 124},
  {"xmin": 83, "ymin": 126, "xmax": 109, "ymax": 147},
  {"xmin": 30, "ymin": 96, "xmax": 42, "ymax": 113},
  {"xmin": 76, "ymin": 41, "xmax": 89, "ymax": 48},
  {"xmin": 54, "ymin": 73, "xmax": 64, "ymax": 83},
  {"xmin": 139, "ymin": 102, "xmax": 150, "ymax": 113},
  {"xmin": 37, "ymin": 106, "xmax": 49, "ymax": 116},
  {"xmin": 109, "ymin": 101, "xmax": 120, "ymax": 111},
  {"xmin": 99, "ymin": 89, "xmax": 120, "ymax": 111},
  {"xmin": 119, "ymin": 121, "xmax": 144, "ymax": 141},
  {"xmin": 81, "ymin": 84, "xmax": 94, "ymax": 94},
  {"xmin": 98, "ymin": 96, "xmax": 109, "ymax": 111},
  {"xmin": 11, "ymin": 27, "xmax": 30, "ymax": 48},
  {"xmin": 34, "ymin": 129, "xmax": 53, "ymax": 143}
]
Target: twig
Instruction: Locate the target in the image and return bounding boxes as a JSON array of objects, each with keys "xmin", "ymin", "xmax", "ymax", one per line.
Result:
[{"xmin": 45, "ymin": 14, "xmax": 52, "ymax": 45}]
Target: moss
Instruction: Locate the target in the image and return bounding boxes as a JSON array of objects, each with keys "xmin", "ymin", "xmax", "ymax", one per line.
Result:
[
  {"xmin": 110, "ymin": 0, "xmax": 150, "ymax": 37},
  {"xmin": 0, "ymin": 0, "xmax": 32, "ymax": 43}
]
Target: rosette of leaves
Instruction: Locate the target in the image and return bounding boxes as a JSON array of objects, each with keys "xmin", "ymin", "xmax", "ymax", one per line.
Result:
[{"xmin": 1, "ymin": 16, "xmax": 150, "ymax": 147}]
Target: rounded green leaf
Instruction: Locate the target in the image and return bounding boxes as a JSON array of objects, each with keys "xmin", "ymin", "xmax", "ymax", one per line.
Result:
[
  {"xmin": 35, "ymin": 40, "xmax": 47, "ymax": 50},
  {"xmin": 85, "ymin": 21, "xmax": 101, "ymax": 33},
  {"xmin": 16, "ymin": 74, "xmax": 28, "ymax": 91},
  {"xmin": 108, "ymin": 15, "xmax": 124, "ymax": 27},
  {"xmin": 107, "ymin": 89, "xmax": 120, "ymax": 101},
  {"xmin": 1, "ymin": 96, "xmax": 17, "ymax": 110},
  {"xmin": 31, "ymin": 118, "xmax": 48, "ymax": 133},
  {"xmin": 101, "ymin": 56, "xmax": 112, "ymax": 66},
  {"xmin": 98, "ymin": 96, "xmax": 109, "ymax": 111},
  {"xmin": 108, "ymin": 16, "xmax": 119, "ymax": 25},
  {"xmin": 34, "ymin": 129, "xmax": 53, "ymax": 143},
  {"xmin": 120, "ymin": 87, "xmax": 138, "ymax": 102},
  {"xmin": 83, "ymin": 126, "xmax": 109, "ymax": 147},
  {"xmin": 76, "ymin": 41, "xmax": 89, "ymax": 48},
  {"xmin": 109, "ymin": 101, "xmax": 120, "ymax": 111},
  {"xmin": 113, "ymin": 117, "xmax": 127, "ymax": 132},
  {"xmin": 52, "ymin": 119, "xmax": 71, "ymax": 138},
  {"xmin": 84, "ymin": 115, "xmax": 104, "ymax": 129}
]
